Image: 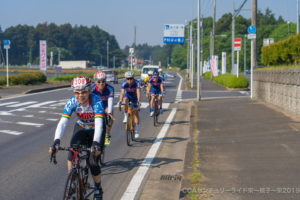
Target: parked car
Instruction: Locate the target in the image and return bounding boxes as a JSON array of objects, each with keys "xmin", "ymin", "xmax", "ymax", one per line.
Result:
[{"xmin": 102, "ymin": 70, "xmax": 118, "ymax": 84}]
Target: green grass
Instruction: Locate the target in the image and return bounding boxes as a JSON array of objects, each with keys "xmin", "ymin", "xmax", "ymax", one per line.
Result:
[{"xmin": 257, "ymin": 64, "xmax": 300, "ymax": 70}]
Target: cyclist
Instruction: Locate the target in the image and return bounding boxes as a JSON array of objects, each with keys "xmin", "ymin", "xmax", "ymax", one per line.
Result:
[
  {"xmin": 93, "ymin": 71, "xmax": 115, "ymax": 146},
  {"xmin": 119, "ymin": 71, "xmax": 141, "ymax": 138},
  {"xmin": 143, "ymin": 70, "xmax": 153, "ymax": 84},
  {"xmin": 147, "ymin": 71, "xmax": 165, "ymax": 116},
  {"xmin": 158, "ymin": 68, "xmax": 166, "ymax": 102},
  {"xmin": 158, "ymin": 68, "xmax": 165, "ymax": 83},
  {"xmin": 49, "ymin": 76, "xmax": 105, "ymax": 200}
]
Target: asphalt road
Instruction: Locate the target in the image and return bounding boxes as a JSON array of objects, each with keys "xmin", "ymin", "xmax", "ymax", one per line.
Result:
[{"xmin": 0, "ymin": 73, "xmax": 250, "ymax": 200}]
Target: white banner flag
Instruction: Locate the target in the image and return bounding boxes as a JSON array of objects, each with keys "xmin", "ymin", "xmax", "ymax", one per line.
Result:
[{"xmin": 39, "ymin": 40, "xmax": 47, "ymax": 72}]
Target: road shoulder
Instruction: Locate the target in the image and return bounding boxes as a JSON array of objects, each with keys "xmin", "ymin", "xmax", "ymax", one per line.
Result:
[{"xmin": 138, "ymin": 100, "xmax": 192, "ymax": 200}]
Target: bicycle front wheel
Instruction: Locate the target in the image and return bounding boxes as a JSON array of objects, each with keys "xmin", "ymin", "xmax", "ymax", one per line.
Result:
[{"xmin": 63, "ymin": 169, "xmax": 83, "ymax": 200}]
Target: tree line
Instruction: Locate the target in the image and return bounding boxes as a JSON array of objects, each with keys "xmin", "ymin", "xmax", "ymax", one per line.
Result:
[
  {"xmin": 0, "ymin": 23, "xmax": 126, "ymax": 67},
  {"xmin": 0, "ymin": 9, "xmax": 294, "ymax": 71}
]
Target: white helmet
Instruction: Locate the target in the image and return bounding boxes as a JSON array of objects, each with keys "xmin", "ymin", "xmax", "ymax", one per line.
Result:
[
  {"xmin": 148, "ymin": 70, "xmax": 153, "ymax": 75},
  {"xmin": 158, "ymin": 68, "xmax": 163, "ymax": 72},
  {"xmin": 94, "ymin": 72, "xmax": 106, "ymax": 81},
  {"xmin": 71, "ymin": 76, "xmax": 92, "ymax": 91},
  {"xmin": 125, "ymin": 71, "xmax": 134, "ymax": 78}
]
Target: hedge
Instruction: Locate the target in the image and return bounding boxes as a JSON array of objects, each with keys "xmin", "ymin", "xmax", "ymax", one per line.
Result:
[
  {"xmin": 0, "ymin": 72, "xmax": 47, "ymax": 86},
  {"xmin": 203, "ymin": 72, "xmax": 249, "ymax": 88},
  {"xmin": 262, "ymin": 34, "xmax": 300, "ymax": 65}
]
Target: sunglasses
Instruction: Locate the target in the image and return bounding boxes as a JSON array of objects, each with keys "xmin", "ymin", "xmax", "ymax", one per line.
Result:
[
  {"xmin": 74, "ymin": 91, "xmax": 89, "ymax": 95},
  {"xmin": 126, "ymin": 78, "xmax": 133, "ymax": 80},
  {"xmin": 97, "ymin": 80, "xmax": 106, "ymax": 83}
]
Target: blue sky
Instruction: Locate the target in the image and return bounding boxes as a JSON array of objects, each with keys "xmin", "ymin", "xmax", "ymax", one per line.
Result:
[{"xmin": 1, "ymin": 0, "xmax": 297, "ymax": 48}]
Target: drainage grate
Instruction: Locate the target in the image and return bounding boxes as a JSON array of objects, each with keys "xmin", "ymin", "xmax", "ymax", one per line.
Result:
[{"xmin": 160, "ymin": 174, "xmax": 182, "ymax": 182}]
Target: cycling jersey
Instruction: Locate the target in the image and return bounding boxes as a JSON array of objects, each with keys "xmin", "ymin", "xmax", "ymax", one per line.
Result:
[
  {"xmin": 92, "ymin": 83, "xmax": 114, "ymax": 113},
  {"xmin": 149, "ymin": 77, "xmax": 163, "ymax": 95},
  {"xmin": 122, "ymin": 80, "xmax": 140, "ymax": 101},
  {"xmin": 144, "ymin": 75, "xmax": 151, "ymax": 83},
  {"xmin": 54, "ymin": 94, "xmax": 105, "ymax": 141}
]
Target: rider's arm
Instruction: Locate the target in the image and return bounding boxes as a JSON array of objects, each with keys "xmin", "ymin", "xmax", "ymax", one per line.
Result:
[
  {"xmin": 119, "ymin": 89, "xmax": 125, "ymax": 102},
  {"xmin": 146, "ymin": 82, "xmax": 151, "ymax": 94},
  {"xmin": 54, "ymin": 98, "xmax": 75, "ymax": 141},
  {"xmin": 107, "ymin": 86, "xmax": 114, "ymax": 114},
  {"xmin": 160, "ymin": 82, "xmax": 165, "ymax": 92},
  {"xmin": 54, "ymin": 117, "xmax": 69, "ymax": 140},
  {"xmin": 92, "ymin": 96, "xmax": 105, "ymax": 143}
]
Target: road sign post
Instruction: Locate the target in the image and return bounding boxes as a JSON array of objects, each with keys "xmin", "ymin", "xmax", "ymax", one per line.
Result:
[
  {"xmin": 163, "ymin": 24, "xmax": 185, "ymax": 44},
  {"xmin": 247, "ymin": 25, "xmax": 256, "ymax": 99},
  {"xmin": 234, "ymin": 38, "xmax": 242, "ymax": 77},
  {"xmin": 3, "ymin": 40, "xmax": 11, "ymax": 87}
]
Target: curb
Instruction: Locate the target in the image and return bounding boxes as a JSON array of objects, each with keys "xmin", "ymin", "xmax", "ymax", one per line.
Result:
[{"xmin": 24, "ymin": 85, "xmax": 70, "ymax": 94}]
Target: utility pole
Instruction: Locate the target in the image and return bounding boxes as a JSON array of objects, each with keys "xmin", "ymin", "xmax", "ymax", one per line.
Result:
[
  {"xmin": 212, "ymin": 0, "xmax": 216, "ymax": 58},
  {"xmin": 252, "ymin": 0, "xmax": 257, "ymax": 69},
  {"xmin": 134, "ymin": 26, "xmax": 137, "ymax": 48},
  {"xmin": 113, "ymin": 56, "xmax": 115, "ymax": 68},
  {"xmin": 244, "ymin": 34, "xmax": 247, "ymax": 73},
  {"xmin": 297, "ymin": 0, "xmax": 299, "ymax": 34},
  {"xmin": 58, "ymin": 48, "xmax": 61, "ymax": 65},
  {"xmin": 190, "ymin": 24, "xmax": 193, "ymax": 88},
  {"xmin": 107, "ymin": 40, "xmax": 109, "ymax": 68},
  {"xmin": 187, "ymin": 23, "xmax": 190, "ymax": 77},
  {"xmin": 232, "ymin": 3, "xmax": 235, "ymax": 74},
  {"xmin": 197, "ymin": 0, "xmax": 201, "ymax": 101},
  {"xmin": 201, "ymin": 16, "xmax": 204, "ymax": 75}
]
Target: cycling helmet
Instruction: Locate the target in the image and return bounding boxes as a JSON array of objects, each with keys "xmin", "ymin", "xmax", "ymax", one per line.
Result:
[
  {"xmin": 94, "ymin": 71, "xmax": 106, "ymax": 81},
  {"xmin": 125, "ymin": 71, "xmax": 134, "ymax": 78},
  {"xmin": 153, "ymin": 71, "xmax": 159, "ymax": 78},
  {"xmin": 158, "ymin": 68, "xmax": 163, "ymax": 72},
  {"xmin": 148, "ymin": 70, "xmax": 153, "ymax": 76},
  {"xmin": 71, "ymin": 76, "xmax": 92, "ymax": 91}
]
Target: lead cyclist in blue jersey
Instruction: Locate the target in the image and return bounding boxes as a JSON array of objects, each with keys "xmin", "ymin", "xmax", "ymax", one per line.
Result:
[
  {"xmin": 118, "ymin": 71, "xmax": 141, "ymax": 138},
  {"xmin": 92, "ymin": 71, "xmax": 115, "ymax": 146},
  {"xmin": 49, "ymin": 76, "xmax": 105, "ymax": 200}
]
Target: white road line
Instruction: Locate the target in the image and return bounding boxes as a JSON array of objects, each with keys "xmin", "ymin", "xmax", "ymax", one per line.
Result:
[
  {"xmin": 50, "ymin": 102, "xmax": 66, "ymax": 107},
  {"xmin": 26, "ymin": 101, "xmax": 57, "ymax": 108},
  {"xmin": 38, "ymin": 110, "xmax": 47, "ymax": 113},
  {"xmin": 6, "ymin": 101, "xmax": 37, "ymax": 107},
  {"xmin": 23, "ymin": 115, "xmax": 34, "ymax": 118},
  {"xmin": 16, "ymin": 122, "xmax": 43, "ymax": 127},
  {"xmin": 0, "ymin": 130, "xmax": 23, "ymax": 135},
  {"xmin": 175, "ymin": 73, "xmax": 183, "ymax": 103},
  {"xmin": 121, "ymin": 108, "xmax": 177, "ymax": 200},
  {"xmin": 46, "ymin": 118, "xmax": 59, "ymax": 121},
  {"xmin": 0, "ymin": 111, "xmax": 14, "ymax": 116},
  {"xmin": 0, "ymin": 102, "xmax": 19, "ymax": 106},
  {"xmin": 113, "ymin": 102, "xmax": 170, "ymax": 109},
  {"xmin": 162, "ymin": 103, "xmax": 170, "ymax": 109}
]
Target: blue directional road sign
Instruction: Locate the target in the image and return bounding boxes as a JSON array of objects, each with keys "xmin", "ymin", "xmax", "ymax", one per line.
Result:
[
  {"xmin": 163, "ymin": 37, "xmax": 185, "ymax": 44},
  {"xmin": 3, "ymin": 40, "xmax": 11, "ymax": 49},
  {"xmin": 247, "ymin": 26, "xmax": 256, "ymax": 34}
]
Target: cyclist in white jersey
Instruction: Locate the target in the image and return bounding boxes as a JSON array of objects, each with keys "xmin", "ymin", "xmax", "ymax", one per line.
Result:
[{"xmin": 49, "ymin": 76, "xmax": 105, "ymax": 200}]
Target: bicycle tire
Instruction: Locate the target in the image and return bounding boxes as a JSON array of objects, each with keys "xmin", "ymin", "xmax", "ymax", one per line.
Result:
[
  {"xmin": 63, "ymin": 169, "xmax": 83, "ymax": 200},
  {"xmin": 126, "ymin": 114, "xmax": 134, "ymax": 146},
  {"xmin": 153, "ymin": 100, "xmax": 158, "ymax": 126}
]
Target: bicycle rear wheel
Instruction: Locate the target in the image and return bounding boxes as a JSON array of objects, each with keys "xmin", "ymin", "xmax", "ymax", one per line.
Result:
[
  {"xmin": 63, "ymin": 169, "xmax": 83, "ymax": 200},
  {"xmin": 126, "ymin": 114, "xmax": 133, "ymax": 146},
  {"xmin": 153, "ymin": 101, "xmax": 158, "ymax": 126}
]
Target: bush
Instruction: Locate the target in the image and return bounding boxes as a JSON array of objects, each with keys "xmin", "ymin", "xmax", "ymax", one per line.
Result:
[
  {"xmin": 0, "ymin": 72, "xmax": 47, "ymax": 86},
  {"xmin": 203, "ymin": 72, "xmax": 248, "ymax": 88},
  {"xmin": 214, "ymin": 73, "xmax": 249, "ymax": 88}
]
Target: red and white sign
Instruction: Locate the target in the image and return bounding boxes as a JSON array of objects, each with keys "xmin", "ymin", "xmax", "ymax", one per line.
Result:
[
  {"xmin": 234, "ymin": 38, "xmax": 242, "ymax": 51},
  {"xmin": 39, "ymin": 40, "xmax": 47, "ymax": 72}
]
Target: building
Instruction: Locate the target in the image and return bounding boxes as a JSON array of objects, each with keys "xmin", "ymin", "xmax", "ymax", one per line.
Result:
[{"xmin": 58, "ymin": 60, "xmax": 93, "ymax": 69}]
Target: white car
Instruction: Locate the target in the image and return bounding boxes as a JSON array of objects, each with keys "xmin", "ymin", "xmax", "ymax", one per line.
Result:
[{"xmin": 140, "ymin": 65, "xmax": 159, "ymax": 81}]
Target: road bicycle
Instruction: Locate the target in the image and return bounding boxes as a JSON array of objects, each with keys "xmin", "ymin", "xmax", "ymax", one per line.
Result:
[
  {"xmin": 119, "ymin": 101, "xmax": 139, "ymax": 146},
  {"xmin": 50, "ymin": 145, "xmax": 100, "ymax": 200},
  {"xmin": 152, "ymin": 94, "xmax": 160, "ymax": 127}
]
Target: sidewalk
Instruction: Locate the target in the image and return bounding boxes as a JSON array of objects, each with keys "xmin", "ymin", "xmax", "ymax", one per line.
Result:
[
  {"xmin": 0, "ymin": 81, "xmax": 69, "ymax": 99},
  {"xmin": 181, "ymin": 81, "xmax": 300, "ymax": 200}
]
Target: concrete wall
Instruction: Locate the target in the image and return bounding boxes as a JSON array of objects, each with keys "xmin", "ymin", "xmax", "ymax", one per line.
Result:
[{"xmin": 253, "ymin": 68, "xmax": 300, "ymax": 116}]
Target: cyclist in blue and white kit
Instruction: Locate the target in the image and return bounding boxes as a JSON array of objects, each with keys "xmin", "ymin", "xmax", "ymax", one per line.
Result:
[
  {"xmin": 147, "ymin": 71, "xmax": 165, "ymax": 116},
  {"xmin": 49, "ymin": 76, "xmax": 105, "ymax": 200},
  {"xmin": 119, "ymin": 71, "xmax": 141, "ymax": 138},
  {"xmin": 93, "ymin": 71, "xmax": 114, "ymax": 146}
]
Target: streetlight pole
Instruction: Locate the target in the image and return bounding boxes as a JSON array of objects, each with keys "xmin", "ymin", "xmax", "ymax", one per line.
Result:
[{"xmin": 197, "ymin": 0, "xmax": 201, "ymax": 101}]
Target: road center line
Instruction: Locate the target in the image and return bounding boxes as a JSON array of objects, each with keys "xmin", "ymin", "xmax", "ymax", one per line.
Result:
[{"xmin": 120, "ymin": 108, "xmax": 177, "ymax": 200}]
